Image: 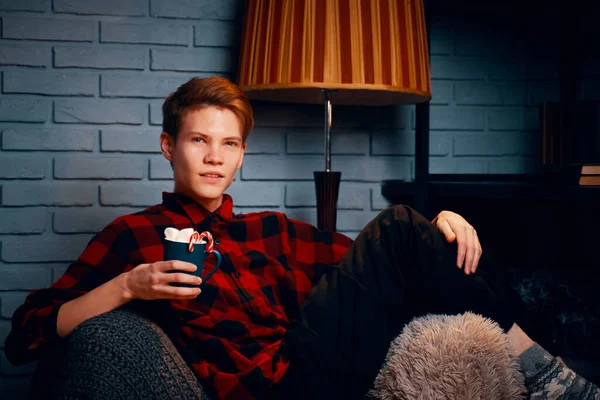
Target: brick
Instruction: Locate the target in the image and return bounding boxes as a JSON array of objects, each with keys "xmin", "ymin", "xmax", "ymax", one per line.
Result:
[
  {"xmin": 524, "ymin": 108, "xmax": 539, "ymax": 131},
  {"xmin": 151, "ymin": 48, "xmax": 233, "ymax": 72},
  {"xmin": 101, "ymin": 73, "xmax": 200, "ymax": 98},
  {"xmin": 52, "ymin": 265, "xmax": 70, "ymax": 283},
  {"xmin": 285, "ymin": 182, "xmax": 367, "ymax": 210},
  {"xmin": 2, "ymin": 182, "xmax": 96, "ymax": 206},
  {"xmin": 0, "ymin": 0, "xmax": 46, "ymax": 11},
  {"xmin": 371, "ymin": 188, "xmax": 391, "ymax": 211},
  {"xmin": 54, "ymin": 99, "xmax": 145, "ymax": 125},
  {"xmin": 282, "ymin": 208, "xmax": 317, "ymax": 226},
  {"xmin": 371, "ymin": 131, "xmax": 451, "ymax": 156},
  {"xmin": 430, "ymin": 81, "xmax": 453, "ymax": 105},
  {"xmin": 149, "ymin": 157, "xmax": 173, "ymax": 179},
  {"xmin": 488, "ymin": 59, "xmax": 557, "ymax": 81},
  {"xmin": 488, "ymin": 108, "xmax": 526, "ymax": 131},
  {"xmin": 429, "ymin": 21, "xmax": 454, "ymax": 55},
  {"xmin": 0, "ymin": 208, "xmax": 47, "ymax": 234},
  {"xmin": 429, "ymin": 156, "xmax": 487, "ymax": 174},
  {"xmin": 286, "ymin": 129, "xmax": 368, "ymax": 155},
  {"xmin": 3, "ymin": 71, "xmax": 96, "ymax": 96},
  {"xmin": 0, "ymin": 319, "xmax": 11, "ymax": 347},
  {"xmin": 0, "ymin": 43, "xmax": 48, "ymax": 67},
  {"xmin": 430, "ymin": 55, "xmax": 486, "ymax": 80},
  {"xmin": 488, "ymin": 157, "xmax": 537, "ymax": 174},
  {"xmin": 2, "ymin": 128, "xmax": 96, "ymax": 151},
  {"xmin": 369, "ymin": 105, "xmax": 412, "ymax": 131},
  {"xmin": 430, "ymin": 106, "xmax": 485, "ymax": 130},
  {"xmin": 0, "ymin": 265, "xmax": 52, "ymax": 289},
  {"xmin": 0, "ymin": 99, "xmax": 49, "ymax": 122},
  {"xmin": 54, "ymin": 0, "xmax": 146, "ymax": 16},
  {"xmin": 529, "ymin": 81, "xmax": 560, "ymax": 104},
  {"xmin": 336, "ymin": 210, "xmax": 377, "ymax": 232},
  {"xmin": 454, "ymin": 22, "xmax": 526, "ymax": 58},
  {"xmin": 54, "ymin": 46, "xmax": 145, "ymax": 70},
  {"xmin": 455, "ymin": 82, "xmax": 527, "ymax": 106},
  {"xmin": 101, "ymin": 129, "xmax": 161, "ymax": 153},
  {"xmin": 194, "ymin": 20, "xmax": 237, "ymax": 47},
  {"xmin": 454, "ymin": 132, "xmax": 522, "ymax": 156},
  {"xmin": 150, "ymin": 0, "xmax": 241, "ymax": 20},
  {"xmin": 365, "ymin": 157, "xmax": 411, "ymax": 181},
  {"xmin": 101, "ymin": 20, "xmax": 188, "ymax": 45},
  {"xmin": 0, "ymin": 156, "xmax": 47, "ymax": 179},
  {"xmin": 1, "ymin": 235, "xmax": 94, "ymax": 262},
  {"xmin": 225, "ymin": 182, "xmax": 282, "ymax": 207},
  {"xmin": 1, "ymin": 353, "xmax": 38, "ymax": 375},
  {"xmin": 253, "ymin": 102, "xmax": 363, "ymax": 128},
  {"xmin": 100, "ymin": 182, "xmax": 172, "ymax": 206},
  {"xmin": 0, "ymin": 291, "xmax": 28, "ymax": 318},
  {"xmin": 54, "ymin": 207, "xmax": 141, "ymax": 233},
  {"xmin": 2, "ymin": 17, "xmax": 95, "ymax": 42},
  {"xmin": 241, "ymin": 155, "xmax": 370, "ymax": 181},
  {"xmin": 54, "ymin": 156, "xmax": 144, "ymax": 179},
  {"xmin": 149, "ymin": 101, "xmax": 162, "ymax": 125},
  {"xmin": 245, "ymin": 127, "xmax": 284, "ymax": 154},
  {"xmin": 338, "ymin": 231, "xmax": 359, "ymax": 241}
]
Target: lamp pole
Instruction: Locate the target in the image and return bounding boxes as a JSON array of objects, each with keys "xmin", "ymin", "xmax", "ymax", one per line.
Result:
[{"xmin": 314, "ymin": 89, "xmax": 341, "ymax": 231}]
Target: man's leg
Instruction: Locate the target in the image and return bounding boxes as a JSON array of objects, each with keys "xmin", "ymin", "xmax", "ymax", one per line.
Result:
[
  {"xmin": 278, "ymin": 205, "xmax": 516, "ymax": 399},
  {"xmin": 278, "ymin": 204, "xmax": 599, "ymax": 400}
]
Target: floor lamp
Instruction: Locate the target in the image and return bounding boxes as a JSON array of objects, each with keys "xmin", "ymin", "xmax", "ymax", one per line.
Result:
[{"xmin": 237, "ymin": 0, "xmax": 431, "ymax": 231}]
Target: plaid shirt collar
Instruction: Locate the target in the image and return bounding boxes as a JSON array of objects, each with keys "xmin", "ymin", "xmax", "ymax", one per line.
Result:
[{"xmin": 162, "ymin": 192, "xmax": 234, "ymax": 224}]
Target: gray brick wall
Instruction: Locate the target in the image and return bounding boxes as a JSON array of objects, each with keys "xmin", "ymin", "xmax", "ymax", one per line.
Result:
[{"xmin": 0, "ymin": 0, "xmax": 567, "ymax": 396}]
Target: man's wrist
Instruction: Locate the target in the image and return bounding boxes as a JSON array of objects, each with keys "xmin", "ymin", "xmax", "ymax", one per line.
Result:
[{"xmin": 117, "ymin": 272, "xmax": 134, "ymax": 302}]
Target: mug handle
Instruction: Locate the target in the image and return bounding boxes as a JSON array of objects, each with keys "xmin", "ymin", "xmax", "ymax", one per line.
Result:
[{"xmin": 203, "ymin": 250, "xmax": 221, "ymax": 282}]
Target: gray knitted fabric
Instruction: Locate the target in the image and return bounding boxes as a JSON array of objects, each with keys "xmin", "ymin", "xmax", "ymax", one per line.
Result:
[{"xmin": 45, "ymin": 307, "xmax": 211, "ymax": 400}]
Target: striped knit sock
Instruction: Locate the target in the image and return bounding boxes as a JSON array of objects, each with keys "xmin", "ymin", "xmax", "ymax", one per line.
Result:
[{"xmin": 519, "ymin": 343, "xmax": 599, "ymax": 399}]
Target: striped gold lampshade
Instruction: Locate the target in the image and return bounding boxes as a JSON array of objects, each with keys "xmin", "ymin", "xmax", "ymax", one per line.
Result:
[{"xmin": 237, "ymin": 0, "xmax": 431, "ymax": 106}]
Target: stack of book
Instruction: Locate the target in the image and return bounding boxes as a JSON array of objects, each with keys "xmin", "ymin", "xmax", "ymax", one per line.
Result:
[
  {"xmin": 578, "ymin": 164, "xmax": 600, "ymax": 186},
  {"xmin": 542, "ymin": 164, "xmax": 600, "ymax": 186}
]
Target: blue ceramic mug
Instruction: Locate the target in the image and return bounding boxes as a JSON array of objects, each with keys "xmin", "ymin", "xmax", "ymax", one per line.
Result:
[{"xmin": 164, "ymin": 240, "xmax": 222, "ymax": 288}]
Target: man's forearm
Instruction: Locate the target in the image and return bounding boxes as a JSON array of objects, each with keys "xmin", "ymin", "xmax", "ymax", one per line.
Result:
[{"xmin": 56, "ymin": 273, "xmax": 132, "ymax": 338}]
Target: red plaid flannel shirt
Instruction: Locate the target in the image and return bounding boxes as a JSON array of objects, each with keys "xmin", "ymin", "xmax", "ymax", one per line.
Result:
[{"xmin": 5, "ymin": 192, "xmax": 353, "ymax": 399}]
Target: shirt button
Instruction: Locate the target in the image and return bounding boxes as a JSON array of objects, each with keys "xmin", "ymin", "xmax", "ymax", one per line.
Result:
[
  {"xmin": 209, "ymin": 214, "xmax": 216, "ymax": 221},
  {"xmin": 215, "ymin": 238, "xmax": 220, "ymax": 245},
  {"xmin": 234, "ymin": 272, "xmax": 241, "ymax": 278}
]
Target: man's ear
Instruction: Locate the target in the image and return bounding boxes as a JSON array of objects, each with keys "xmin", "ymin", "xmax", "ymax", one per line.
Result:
[{"xmin": 160, "ymin": 132, "xmax": 174, "ymax": 161}]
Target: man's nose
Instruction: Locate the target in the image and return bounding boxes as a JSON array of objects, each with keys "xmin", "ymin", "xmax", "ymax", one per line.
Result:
[{"xmin": 204, "ymin": 145, "xmax": 224, "ymax": 164}]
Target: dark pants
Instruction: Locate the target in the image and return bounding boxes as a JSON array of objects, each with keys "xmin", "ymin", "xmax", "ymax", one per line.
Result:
[{"xmin": 265, "ymin": 205, "xmax": 515, "ymax": 400}]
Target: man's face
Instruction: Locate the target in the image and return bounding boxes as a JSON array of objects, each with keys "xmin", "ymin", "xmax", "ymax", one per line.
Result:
[{"xmin": 160, "ymin": 106, "xmax": 246, "ymax": 211}]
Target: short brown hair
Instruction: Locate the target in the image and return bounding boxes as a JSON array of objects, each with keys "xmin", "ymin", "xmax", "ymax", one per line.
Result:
[{"xmin": 162, "ymin": 76, "xmax": 254, "ymax": 142}]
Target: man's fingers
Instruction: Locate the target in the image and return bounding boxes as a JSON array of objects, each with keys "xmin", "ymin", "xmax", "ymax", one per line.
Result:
[
  {"xmin": 156, "ymin": 260, "xmax": 197, "ymax": 272},
  {"xmin": 455, "ymin": 230, "xmax": 467, "ymax": 269},
  {"xmin": 464, "ymin": 228, "xmax": 475, "ymax": 274},
  {"xmin": 161, "ymin": 272, "xmax": 202, "ymax": 286},
  {"xmin": 472, "ymin": 245, "xmax": 482, "ymax": 274},
  {"xmin": 155, "ymin": 284, "xmax": 201, "ymax": 298},
  {"xmin": 439, "ymin": 220, "xmax": 457, "ymax": 243},
  {"xmin": 471, "ymin": 231, "xmax": 482, "ymax": 273}
]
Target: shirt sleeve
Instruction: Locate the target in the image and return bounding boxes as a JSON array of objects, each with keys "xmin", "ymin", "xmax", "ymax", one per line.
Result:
[
  {"xmin": 284, "ymin": 216, "xmax": 354, "ymax": 283},
  {"xmin": 4, "ymin": 224, "xmax": 132, "ymax": 365}
]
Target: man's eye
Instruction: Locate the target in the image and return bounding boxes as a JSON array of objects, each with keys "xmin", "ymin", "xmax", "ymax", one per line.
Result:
[
  {"xmin": 193, "ymin": 138, "xmax": 205, "ymax": 143},
  {"xmin": 225, "ymin": 141, "xmax": 237, "ymax": 147}
]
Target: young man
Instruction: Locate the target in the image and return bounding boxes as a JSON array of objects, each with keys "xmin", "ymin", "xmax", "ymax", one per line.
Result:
[{"xmin": 5, "ymin": 77, "xmax": 598, "ymax": 400}]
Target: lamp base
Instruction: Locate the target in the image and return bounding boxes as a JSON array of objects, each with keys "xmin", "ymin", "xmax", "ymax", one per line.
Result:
[{"xmin": 314, "ymin": 171, "xmax": 341, "ymax": 232}]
